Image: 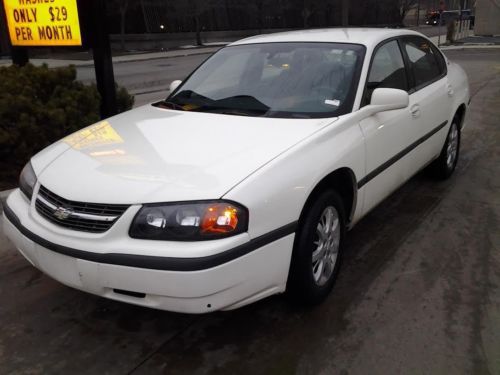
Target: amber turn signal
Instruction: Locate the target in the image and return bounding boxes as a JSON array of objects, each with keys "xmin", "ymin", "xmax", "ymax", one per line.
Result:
[{"xmin": 201, "ymin": 204, "xmax": 239, "ymax": 234}]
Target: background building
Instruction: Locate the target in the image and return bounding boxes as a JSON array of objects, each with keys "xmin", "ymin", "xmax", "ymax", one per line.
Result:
[
  {"xmin": 474, "ymin": 0, "xmax": 500, "ymax": 35},
  {"xmin": 107, "ymin": 0, "xmax": 406, "ymax": 36}
]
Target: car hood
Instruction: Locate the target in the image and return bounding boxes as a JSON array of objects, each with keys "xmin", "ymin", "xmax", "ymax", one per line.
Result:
[{"xmin": 34, "ymin": 105, "xmax": 335, "ymax": 204}]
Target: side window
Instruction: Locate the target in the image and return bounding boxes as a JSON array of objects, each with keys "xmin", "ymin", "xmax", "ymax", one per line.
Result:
[
  {"xmin": 431, "ymin": 44, "xmax": 447, "ymax": 75},
  {"xmin": 403, "ymin": 37, "xmax": 443, "ymax": 88},
  {"xmin": 365, "ymin": 40, "xmax": 407, "ymax": 105}
]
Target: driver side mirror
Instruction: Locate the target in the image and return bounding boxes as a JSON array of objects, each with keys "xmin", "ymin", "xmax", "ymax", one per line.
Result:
[
  {"xmin": 368, "ymin": 88, "xmax": 409, "ymax": 115},
  {"xmin": 169, "ymin": 80, "xmax": 182, "ymax": 93}
]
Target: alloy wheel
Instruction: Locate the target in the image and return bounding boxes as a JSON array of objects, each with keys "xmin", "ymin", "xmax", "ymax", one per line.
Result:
[
  {"xmin": 446, "ymin": 122, "xmax": 459, "ymax": 169},
  {"xmin": 312, "ymin": 206, "xmax": 340, "ymax": 286}
]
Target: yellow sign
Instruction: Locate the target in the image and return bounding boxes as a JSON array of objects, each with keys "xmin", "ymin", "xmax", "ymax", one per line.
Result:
[{"xmin": 3, "ymin": 0, "xmax": 82, "ymax": 47}]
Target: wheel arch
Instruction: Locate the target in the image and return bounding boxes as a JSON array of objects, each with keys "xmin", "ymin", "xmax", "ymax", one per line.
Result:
[
  {"xmin": 299, "ymin": 167, "xmax": 358, "ymax": 227},
  {"xmin": 454, "ymin": 103, "xmax": 467, "ymax": 130}
]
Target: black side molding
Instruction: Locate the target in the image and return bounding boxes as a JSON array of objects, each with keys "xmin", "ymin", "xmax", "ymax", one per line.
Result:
[
  {"xmin": 358, "ymin": 120, "xmax": 448, "ymax": 188},
  {"xmin": 3, "ymin": 203, "xmax": 297, "ymax": 271}
]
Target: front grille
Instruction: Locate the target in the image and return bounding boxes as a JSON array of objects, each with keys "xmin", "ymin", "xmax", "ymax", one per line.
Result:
[{"xmin": 35, "ymin": 185, "xmax": 129, "ymax": 233}]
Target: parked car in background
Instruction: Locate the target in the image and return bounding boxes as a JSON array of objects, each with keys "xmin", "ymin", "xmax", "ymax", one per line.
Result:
[
  {"xmin": 426, "ymin": 10, "xmax": 475, "ymax": 27},
  {"xmin": 3, "ymin": 28, "xmax": 470, "ymax": 313},
  {"xmin": 426, "ymin": 11, "xmax": 441, "ymax": 25}
]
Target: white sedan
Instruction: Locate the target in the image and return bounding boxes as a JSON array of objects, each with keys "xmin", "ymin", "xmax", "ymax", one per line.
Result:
[{"xmin": 3, "ymin": 28, "xmax": 469, "ymax": 313}]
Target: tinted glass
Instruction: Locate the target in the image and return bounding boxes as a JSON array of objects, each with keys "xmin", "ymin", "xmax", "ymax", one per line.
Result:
[
  {"xmin": 165, "ymin": 42, "xmax": 365, "ymax": 118},
  {"xmin": 365, "ymin": 40, "xmax": 408, "ymax": 104},
  {"xmin": 431, "ymin": 44, "xmax": 447, "ymax": 74},
  {"xmin": 404, "ymin": 37, "xmax": 442, "ymax": 88}
]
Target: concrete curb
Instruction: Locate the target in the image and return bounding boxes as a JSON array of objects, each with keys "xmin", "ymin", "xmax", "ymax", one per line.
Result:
[
  {"xmin": 126, "ymin": 50, "xmax": 214, "ymax": 60},
  {"xmin": 132, "ymin": 87, "xmax": 170, "ymax": 96},
  {"xmin": 440, "ymin": 44, "xmax": 500, "ymax": 50},
  {"xmin": 0, "ymin": 47, "xmax": 221, "ymax": 69}
]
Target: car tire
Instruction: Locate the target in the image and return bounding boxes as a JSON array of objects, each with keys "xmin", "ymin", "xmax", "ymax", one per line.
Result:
[
  {"xmin": 287, "ymin": 190, "xmax": 345, "ymax": 305},
  {"xmin": 430, "ymin": 118, "xmax": 461, "ymax": 180}
]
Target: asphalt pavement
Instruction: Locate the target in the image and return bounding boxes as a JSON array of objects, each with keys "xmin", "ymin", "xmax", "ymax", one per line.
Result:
[
  {"xmin": 0, "ymin": 49, "xmax": 499, "ymax": 375},
  {"xmin": 77, "ymin": 52, "xmax": 212, "ymax": 107}
]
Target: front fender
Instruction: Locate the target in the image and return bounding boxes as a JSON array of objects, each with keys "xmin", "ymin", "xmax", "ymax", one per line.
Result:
[{"xmin": 223, "ymin": 117, "xmax": 365, "ymax": 239}]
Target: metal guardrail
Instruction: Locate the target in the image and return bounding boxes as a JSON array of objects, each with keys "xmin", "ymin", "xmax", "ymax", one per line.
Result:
[
  {"xmin": 452, "ymin": 20, "xmax": 472, "ymax": 42},
  {"xmin": 438, "ymin": 19, "xmax": 472, "ymax": 46}
]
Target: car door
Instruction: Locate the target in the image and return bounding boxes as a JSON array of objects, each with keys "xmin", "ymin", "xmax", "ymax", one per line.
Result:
[
  {"xmin": 358, "ymin": 39, "xmax": 414, "ymax": 216},
  {"xmin": 401, "ymin": 36, "xmax": 452, "ymax": 172}
]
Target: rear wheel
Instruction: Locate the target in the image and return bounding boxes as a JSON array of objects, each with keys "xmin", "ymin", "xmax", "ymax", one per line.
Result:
[
  {"xmin": 287, "ymin": 190, "xmax": 345, "ymax": 305},
  {"xmin": 430, "ymin": 119, "xmax": 460, "ymax": 179}
]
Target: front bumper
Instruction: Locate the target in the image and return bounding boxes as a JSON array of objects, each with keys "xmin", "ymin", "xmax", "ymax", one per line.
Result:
[{"xmin": 3, "ymin": 189, "xmax": 295, "ymax": 313}]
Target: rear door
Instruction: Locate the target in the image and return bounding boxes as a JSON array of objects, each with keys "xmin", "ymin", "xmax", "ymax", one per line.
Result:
[{"xmin": 400, "ymin": 36, "xmax": 452, "ymax": 172}]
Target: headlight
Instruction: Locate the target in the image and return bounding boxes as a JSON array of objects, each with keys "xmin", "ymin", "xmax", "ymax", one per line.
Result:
[
  {"xmin": 129, "ymin": 201, "xmax": 249, "ymax": 241},
  {"xmin": 19, "ymin": 162, "xmax": 37, "ymax": 201}
]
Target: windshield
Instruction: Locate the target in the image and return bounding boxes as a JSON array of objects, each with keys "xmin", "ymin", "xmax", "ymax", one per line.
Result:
[{"xmin": 162, "ymin": 42, "xmax": 365, "ymax": 118}]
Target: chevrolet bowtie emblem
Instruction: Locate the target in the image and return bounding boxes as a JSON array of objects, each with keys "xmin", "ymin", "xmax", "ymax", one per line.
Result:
[{"xmin": 53, "ymin": 207, "xmax": 73, "ymax": 220}]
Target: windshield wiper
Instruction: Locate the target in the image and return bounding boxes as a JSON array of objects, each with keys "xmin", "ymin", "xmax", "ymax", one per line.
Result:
[
  {"xmin": 197, "ymin": 95, "xmax": 270, "ymax": 116},
  {"xmin": 215, "ymin": 108, "xmax": 266, "ymax": 116},
  {"xmin": 157, "ymin": 100, "xmax": 186, "ymax": 111},
  {"xmin": 216, "ymin": 95, "xmax": 269, "ymax": 109},
  {"xmin": 160, "ymin": 93, "xmax": 270, "ymax": 116}
]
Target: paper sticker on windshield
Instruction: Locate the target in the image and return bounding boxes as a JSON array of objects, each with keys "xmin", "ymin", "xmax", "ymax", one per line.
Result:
[{"xmin": 325, "ymin": 99, "xmax": 340, "ymax": 106}]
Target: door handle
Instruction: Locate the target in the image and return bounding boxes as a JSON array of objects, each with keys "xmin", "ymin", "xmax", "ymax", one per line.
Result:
[{"xmin": 410, "ymin": 104, "xmax": 420, "ymax": 118}]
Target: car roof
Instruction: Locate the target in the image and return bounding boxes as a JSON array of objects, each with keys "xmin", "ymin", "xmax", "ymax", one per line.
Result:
[{"xmin": 230, "ymin": 28, "xmax": 424, "ymax": 48}]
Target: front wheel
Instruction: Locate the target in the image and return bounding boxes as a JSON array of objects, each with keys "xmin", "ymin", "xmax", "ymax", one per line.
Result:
[
  {"xmin": 287, "ymin": 190, "xmax": 345, "ymax": 305},
  {"xmin": 430, "ymin": 119, "xmax": 460, "ymax": 179}
]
